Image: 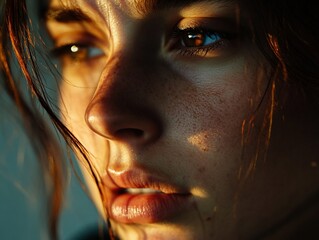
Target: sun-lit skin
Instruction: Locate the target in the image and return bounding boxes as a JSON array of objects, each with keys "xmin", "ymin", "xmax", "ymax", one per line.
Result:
[{"xmin": 46, "ymin": 0, "xmax": 319, "ymax": 239}]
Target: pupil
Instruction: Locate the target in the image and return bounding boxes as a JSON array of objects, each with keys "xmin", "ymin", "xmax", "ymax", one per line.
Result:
[
  {"xmin": 183, "ymin": 31, "xmax": 205, "ymax": 47},
  {"xmin": 71, "ymin": 46, "xmax": 88, "ymax": 61}
]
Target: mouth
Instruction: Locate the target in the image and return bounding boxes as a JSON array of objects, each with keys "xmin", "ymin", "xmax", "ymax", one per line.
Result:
[
  {"xmin": 124, "ymin": 188, "xmax": 162, "ymax": 194},
  {"xmin": 109, "ymin": 188, "xmax": 190, "ymax": 224},
  {"xmin": 103, "ymin": 170, "xmax": 191, "ymax": 224}
]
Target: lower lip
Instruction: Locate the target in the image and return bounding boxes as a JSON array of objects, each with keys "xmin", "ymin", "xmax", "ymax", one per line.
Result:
[{"xmin": 109, "ymin": 192, "xmax": 190, "ymax": 224}]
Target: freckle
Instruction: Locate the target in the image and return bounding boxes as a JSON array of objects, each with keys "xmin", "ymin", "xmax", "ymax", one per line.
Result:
[
  {"xmin": 206, "ymin": 217, "xmax": 212, "ymax": 221},
  {"xmin": 198, "ymin": 166, "xmax": 206, "ymax": 173},
  {"xmin": 202, "ymin": 147, "xmax": 208, "ymax": 152}
]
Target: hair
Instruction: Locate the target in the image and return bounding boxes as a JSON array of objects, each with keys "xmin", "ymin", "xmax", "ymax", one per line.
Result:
[
  {"xmin": 239, "ymin": 0, "xmax": 319, "ymax": 178},
  {"xmin": 2, "ymin": 1, "xmax": 108, "ymax": 238},
  {"xmin": 0, "ymin": 1, "xmax": 68, "ymax": 239},
  {"xmin": 2, "ymin": 0, "xmax": 319, "ymax": 239},
  {"xmin": 248, "ymin": 1, "xmax": 318, "ymax": 90}
]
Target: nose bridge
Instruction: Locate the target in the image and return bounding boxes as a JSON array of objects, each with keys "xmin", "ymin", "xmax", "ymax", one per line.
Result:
[
  {"xmin": 85, "ymin": 51, "xmax": 163, "ymax": 147},
  {"xmin": 91, "ymin": 52, "xmax": 154, "ymax": 110}
]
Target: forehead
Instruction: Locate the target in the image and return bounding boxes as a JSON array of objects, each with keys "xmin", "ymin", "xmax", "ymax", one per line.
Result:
[
  {"xmin": 109, "ymin": 0, "xmax": 234, "ymax": 14},
  {"xmin": 49, "ymin": 0, "xmax": 236, "ymax": 18}
]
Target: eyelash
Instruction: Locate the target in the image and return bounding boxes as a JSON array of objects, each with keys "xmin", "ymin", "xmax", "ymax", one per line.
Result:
[{"xmin": 169, "ymin": 27, "xmax": 235, "ymax": 57}]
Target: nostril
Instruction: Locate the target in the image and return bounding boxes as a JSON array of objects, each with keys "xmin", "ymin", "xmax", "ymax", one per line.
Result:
[{"xmin": 116, "ymin": 128, "xmax": 144, "ymax": 139}]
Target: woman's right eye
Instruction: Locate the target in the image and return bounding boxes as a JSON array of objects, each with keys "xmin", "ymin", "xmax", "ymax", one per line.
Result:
[{"xmin": 51, "ymin": 43, "xmax": 105, "ymax": 63}]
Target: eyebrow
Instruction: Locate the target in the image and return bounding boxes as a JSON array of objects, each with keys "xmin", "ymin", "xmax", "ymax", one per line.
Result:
[
  {"xmin": 45, "ymin": 0, "xmax": 233, "ymax": 23},
  {"xmin": 135, "ymin": 0, "xmax": 233, "ymax": 14},
  {"xmin": 45, "ymin": 7, "xmax": 92, "ymax": 23}
]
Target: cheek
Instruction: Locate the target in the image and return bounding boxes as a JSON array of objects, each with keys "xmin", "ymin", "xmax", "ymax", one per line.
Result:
[
  {"xmin": 59, "ymin": 64, "xmax": 101, "ymax": 132},
  {"xmin": 59, "ymin": 72, "xmax": 109, "ymax": 170},
  {"xmin": 59, "ymin": 79, "xmax": 92, "ymax": 137},
  {"xmin": 175, "ymin": 89, "xmax": 246, "ymax": 195},
  {"xmin": 165, "ymin": 58, "xmax": 269, "ymax": 188},
  {"xmin": 169, "ymin": 60, "xmax": 267, "ymax": 152}
]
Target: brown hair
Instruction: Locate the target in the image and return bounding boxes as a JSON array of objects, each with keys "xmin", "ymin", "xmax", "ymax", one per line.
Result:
[
  {"xmin": 242, "ymin": 0, "xmax": 319, "ymax": 100},
  {"xmin": 1, "ymin": 1, "xmax": 66, "ymax": 239},
  {"xmin": 2, "ymin": 0, "xmax": 108, "ymax": 238}
]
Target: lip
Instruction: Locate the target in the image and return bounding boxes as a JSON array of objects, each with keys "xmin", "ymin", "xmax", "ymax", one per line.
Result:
[{"xmin": 102, "ymin": 168, "xmax": 191, "ymax": 224}]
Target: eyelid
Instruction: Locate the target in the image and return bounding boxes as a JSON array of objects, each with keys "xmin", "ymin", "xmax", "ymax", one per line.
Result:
[
  {"xmin": 176, "ymin": 17, "xmax": 238, "ymax": 34},
  {"xmin": 179, "ymin": 1, "xmax": 237, "ymax": 18},
  {"xmin": 51, "ymin": 31, "xmax": 102, "ymax": 48}
]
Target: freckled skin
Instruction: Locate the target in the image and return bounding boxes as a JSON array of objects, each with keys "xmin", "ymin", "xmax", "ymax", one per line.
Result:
[{"xmin": 47, "ymin": 0, "xmax": 319, "ymax": 239}]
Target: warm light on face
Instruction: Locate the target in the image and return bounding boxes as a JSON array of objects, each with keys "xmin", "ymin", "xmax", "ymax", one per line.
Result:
[
  {"xmin": 45, "ymin": 0, "xmax": 311, "ymax": 239},
  {"xmin": 190, "ymin": 187, "xmax": 208, "ymax": 198},
  {"xmin": 187, "ymin": 131, "xmax": 219, "ymax": 152},
  {"xmin": 180, "ymin": 2, "xmax": 236, "ymax": 18}
]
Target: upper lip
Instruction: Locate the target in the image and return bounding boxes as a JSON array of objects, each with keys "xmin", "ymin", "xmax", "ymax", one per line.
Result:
[{"xmin": 101, "ymin": 167, "xmax": 188, "ymax": 195}]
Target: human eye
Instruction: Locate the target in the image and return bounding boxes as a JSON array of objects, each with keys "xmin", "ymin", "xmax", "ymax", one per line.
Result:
[
  {"xmin": 49, "ymin": 34, "xmax": 108, "ymax": 87},
  {"xmin": 167, "ymin": 18, "xmax": 237, "ymax": 58},
  {"xmin": 51, "ymin": 42, "xmax": 105, "ymax": 64}
]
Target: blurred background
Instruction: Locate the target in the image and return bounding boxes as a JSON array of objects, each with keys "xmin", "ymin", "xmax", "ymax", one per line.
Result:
[
  {"xmin": 0, "ymin": 1, "xmax": 101, "ymax": 239},
  {"xmin": 0, "ymin": 114, "xmax": 101, "ymax": 240}
]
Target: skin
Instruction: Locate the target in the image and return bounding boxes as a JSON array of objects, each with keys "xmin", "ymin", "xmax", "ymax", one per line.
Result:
[{"xmin": 46, "ymin": 0, "xmax": 319, "ymax": 239}]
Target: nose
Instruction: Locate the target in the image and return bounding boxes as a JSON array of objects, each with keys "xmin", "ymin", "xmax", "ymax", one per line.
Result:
[{"xmin": 85, "ymin": 55, "xmax": 163, "ymax": 147}]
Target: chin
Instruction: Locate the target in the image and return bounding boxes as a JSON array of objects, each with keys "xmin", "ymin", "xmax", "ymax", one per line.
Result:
[{"xmin": 111, "ymin": 221, "xmax": 200, "ymax": 240}]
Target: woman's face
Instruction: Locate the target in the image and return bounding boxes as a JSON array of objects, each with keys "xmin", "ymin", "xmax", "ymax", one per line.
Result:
[{"xmin": 46, "ymin": 0, "xmax": 288, "ymax": 239}]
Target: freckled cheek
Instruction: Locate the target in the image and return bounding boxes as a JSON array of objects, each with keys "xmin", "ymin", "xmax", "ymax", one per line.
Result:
[
  {"xmin": 175, "ymin": 83, "xmax": 252, "ymax": 153},
  {"xmin": 165, "ymin": 59, "xmax": 264, "ymax": 152},
  {"xmin": 187, "ymin": 113, "xmax": 243, "ymax": 192},
  {"xmin": 166, "ymin": 70, "xmax": 262, "ymax": 190}
]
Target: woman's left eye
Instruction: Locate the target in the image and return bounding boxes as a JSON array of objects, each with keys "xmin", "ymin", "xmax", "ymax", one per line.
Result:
[
  {"xmin": 180, "ymin": 29, "xmax": 222, "ymax": 48},
  {"xmin": 169, "ymin": 27, "xmax": 234, "ymax": 57}
]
